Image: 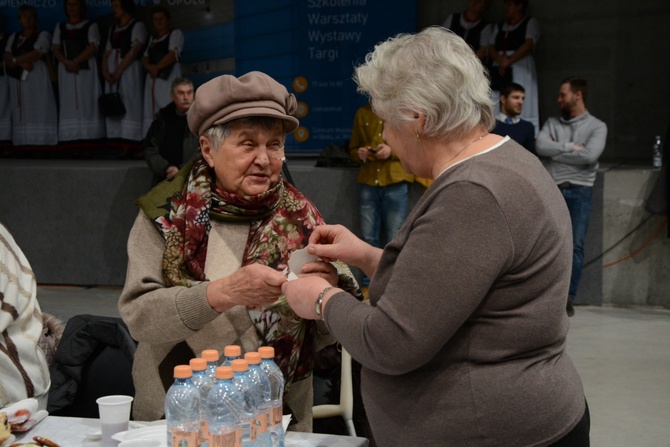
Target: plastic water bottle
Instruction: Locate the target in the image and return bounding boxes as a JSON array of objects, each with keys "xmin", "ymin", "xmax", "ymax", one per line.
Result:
[
  {"xmin": 244, "ymin": 352, "xmax": 272, "ymax": 447},
  {"xmin": 202, "ymin": 349, "xmax": 220, "ymax": 381},
  {"xmin": 222, "ymin": 345, "xmax": 242, "ymax": 367},
  {"xmin": 166, "ymin": 365, "xmax": 201, "ymax": 447},
  {"xmin": 653, "ymin": 135, "xmax": 663, "ymax": 171},
  {"xmin": 206, "ymin": 366, "xmax": 243, "ymax": 447},
  {"xmin": 231, "ymin": 359, "xmax": 267, "ymax": 447},
  {"xmin": 258, "ymin": 347, "xmax": 285, "ymax": 447},
  {"xmin": 190, "ymin": 358, "xmax": 214, "ymax": 447}
]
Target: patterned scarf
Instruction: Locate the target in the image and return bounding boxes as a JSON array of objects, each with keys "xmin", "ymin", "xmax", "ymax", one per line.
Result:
[{"xmin": 136, "ymin": 159, "xmax": 356, "ymax": 389}]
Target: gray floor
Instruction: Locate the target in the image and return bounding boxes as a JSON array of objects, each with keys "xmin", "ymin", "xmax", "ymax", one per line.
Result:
[{"xmin": 36, "ymin": 286, "xmax": 670, "ymax": 447}]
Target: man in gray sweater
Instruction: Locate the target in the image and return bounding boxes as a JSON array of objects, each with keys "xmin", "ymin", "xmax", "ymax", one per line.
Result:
[{"xmin": 536, "ymin": 76, "xmax": 608, "ymax": 316}]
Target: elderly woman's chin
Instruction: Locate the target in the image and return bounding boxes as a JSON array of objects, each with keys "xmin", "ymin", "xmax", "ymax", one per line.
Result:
[{"xmin": 238, "ymin": 174, "xmax": 277, "ymax": 196}]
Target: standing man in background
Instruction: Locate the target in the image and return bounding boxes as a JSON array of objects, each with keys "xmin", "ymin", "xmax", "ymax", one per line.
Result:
[
  {"xmin": 492, "ymin": 82, "xmax": 535, "ymax": 153},
  {"xmin": 536, "ymin": 76, "xmax": 607, "ymax": 317},
  {"xmin": 349, "ymin": 102, "xmax": 414, "ymax": 290},
  {"xmin": 143, "ymin": 77, "xmax": 199, "ymax": 185}
]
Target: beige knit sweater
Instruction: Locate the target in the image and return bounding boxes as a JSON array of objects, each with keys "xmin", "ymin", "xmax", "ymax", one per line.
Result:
[{"xmin": 119, "ymin": 212, "xmax": 334, "ymax": 430}]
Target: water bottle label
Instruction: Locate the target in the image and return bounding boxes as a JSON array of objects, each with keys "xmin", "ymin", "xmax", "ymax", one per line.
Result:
[
  {"xmin": 255, "ymin": 412, "xmax": 269, "ymax": 434},
  {"xmin": 170, "ymin": 429, "xmax": 199, "ymax": 446},
  {"xmin": 199, "ymin": 420, "xmax": 210, "ymax": 446},
  {"xmin": 246, "ymin": 417, "xmax": 257, "ymax": 440},
  {"xmin": 211, "ymin": 429, "xmax": 242, "ymax": 447},
  {"xmin": 270, "ymin": 406, "xmax": 283, "ymax": 426}
]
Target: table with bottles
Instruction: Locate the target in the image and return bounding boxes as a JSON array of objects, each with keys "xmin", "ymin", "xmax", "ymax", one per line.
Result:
[{"xmin": 12, "ymin": 415, "xmax": 370, "ymax": 446}]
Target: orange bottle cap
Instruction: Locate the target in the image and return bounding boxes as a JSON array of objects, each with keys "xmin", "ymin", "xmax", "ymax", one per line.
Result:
[
  {"xmin": 202, "ymin": 349, "xmax": 219, "ymax": 362},
  {"xmin": 244, "ymin": 352, "xmax": 261, "ymax": 365},
  {"xmin": 258, "ymin": 346, "xmax": 275, "ymax": 359},
  {"xmin": 215, "ymin": 366, "xmax": 234, "ymax": 380},
  {"xmin": 231, "ymin": 359, "xmax": 249, "ymax": 372},
  {"xmin": 189, "ymin": 357, "xmax": 207, "ymax": 371},
  {"xmin": 174, "ymin": 365, "xmax": 192, "ymax": 379},
  {"xmin": 224, "ymin": 345, "xmax": 241, "ymax": 357}
]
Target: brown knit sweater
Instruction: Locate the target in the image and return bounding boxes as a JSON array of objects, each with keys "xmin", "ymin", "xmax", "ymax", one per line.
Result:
[{"xmin": 324, "ymin": 140, "xmax": 586, "ymax": 446}]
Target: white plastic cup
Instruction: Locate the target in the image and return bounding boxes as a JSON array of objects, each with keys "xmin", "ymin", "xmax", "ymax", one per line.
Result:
[{"xmin": 96, "ymin": 395, "xmax": 134, "ymax": 447}]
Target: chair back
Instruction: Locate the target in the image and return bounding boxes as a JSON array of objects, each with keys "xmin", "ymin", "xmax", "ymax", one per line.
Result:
[
  {"xmin": 47, "ymin": 314, "xmax": 137, "ymax": 418},
  {"xmin": 312, "ymin": 348, "xmax": 356, "ymax": 437}
]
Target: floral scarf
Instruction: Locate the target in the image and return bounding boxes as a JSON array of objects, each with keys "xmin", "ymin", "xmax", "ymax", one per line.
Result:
[{"xmin": 136, "ymin": 159, "xmax": 359, "ymax": 391}]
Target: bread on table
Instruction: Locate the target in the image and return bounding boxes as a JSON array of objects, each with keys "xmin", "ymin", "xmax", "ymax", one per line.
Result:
[{"xmin": 0, "ymin": 411, "xmax": 10, "ymax": 443}]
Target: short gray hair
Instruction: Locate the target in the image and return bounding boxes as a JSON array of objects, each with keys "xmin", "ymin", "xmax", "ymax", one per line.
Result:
[
  {"xmin": 171, "ymin": 77, "xmax": 193, "ymax": 93},
  {"xmin": 203, "ymin": 116, "xmax": 287, "ymax": 149},
  {"xmin": 354, "ymin": 26, "xmax": 494, "ymax": 140}
]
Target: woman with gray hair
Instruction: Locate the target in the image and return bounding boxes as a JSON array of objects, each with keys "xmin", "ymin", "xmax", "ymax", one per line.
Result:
[
  {"xmin": 283, "ymin": 27, "xmax": 589, "ymax": 446},
  {"xmin": 119, "ymin": 71, "xmax": 360, "ymax": 430}
]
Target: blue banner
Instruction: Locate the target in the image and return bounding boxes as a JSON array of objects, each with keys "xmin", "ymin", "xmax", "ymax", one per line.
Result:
[{"xmin": 236, "ymin": 1, "xmax": 415, "ymax": 152}]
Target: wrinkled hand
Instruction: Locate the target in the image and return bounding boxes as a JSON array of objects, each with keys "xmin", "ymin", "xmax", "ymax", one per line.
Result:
[
  {"xmin": 206, "ymin": 263, "xmax": 287, "ymax": 312},
  {"xmin": 308, "ymin": 224, "xmax": 365, "ymax": 265},
  {"xmin": 282, "ymin": 275, "xmax": 333, "ymax": 320},
  {"xmin": 298, "ymin": 260, "xmax": 338, "ymax": 286}
]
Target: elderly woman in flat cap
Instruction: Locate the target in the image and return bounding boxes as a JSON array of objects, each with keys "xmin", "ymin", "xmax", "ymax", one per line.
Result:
[{"xmin": 119, "ymin": 71, "xmax": 360, "ymax": 428}]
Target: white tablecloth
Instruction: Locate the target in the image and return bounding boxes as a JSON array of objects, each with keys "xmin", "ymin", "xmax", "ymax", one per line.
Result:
[{"xmin": 13, "ymin": 416, "xmax": 369, "ymax": 447}]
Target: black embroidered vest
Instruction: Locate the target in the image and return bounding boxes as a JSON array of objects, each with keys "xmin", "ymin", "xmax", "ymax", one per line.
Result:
[
  {"xmin": 59, "ymin": 21, "xmax": 92, "ymax": 70},
  {"xmin": 148, "ymin": 31, "xmax": 174, "ymax": 80},
  {"xmin": 449, "ymin": 13, "xmax": 490, "ymax": 53},
  {"xmin": 494, "ymin": 17, "xmax": 530, "ymax": 53},
  {"xmin": 7, "ymin": 31, "xmax": 39, "ymax": 79},
  {"xmin": 110, "ymin": 19, "xmax": 136, "ymax": 58}
]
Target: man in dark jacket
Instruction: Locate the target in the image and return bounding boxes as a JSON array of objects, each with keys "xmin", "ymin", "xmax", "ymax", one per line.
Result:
[{"xmin": 144, "ymin": 77, "xmax": 200, "ymax": 185}]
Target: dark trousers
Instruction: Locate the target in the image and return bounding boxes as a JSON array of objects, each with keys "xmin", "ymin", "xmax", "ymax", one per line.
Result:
[{"xmin": 550, "ymin": 400, "xmax": 590, "ymax": 447}]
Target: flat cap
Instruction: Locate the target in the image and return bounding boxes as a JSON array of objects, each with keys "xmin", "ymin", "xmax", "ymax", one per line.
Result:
[{"xmin": 187, "ymin": 71, "xmax": 299, "ymax": 136}]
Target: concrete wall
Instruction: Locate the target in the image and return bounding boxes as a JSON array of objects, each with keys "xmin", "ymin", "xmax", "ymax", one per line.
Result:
[
  {"xmin": 2, "ymin": 159, "xmax": 667, "ymax": 309},
  {"xmin": 602, "ymin": 168, "xmax": 670, "ymax": 308},
  {"xmin": 417, "ymin": 0, "xmax": 670, "ymax": 164}
]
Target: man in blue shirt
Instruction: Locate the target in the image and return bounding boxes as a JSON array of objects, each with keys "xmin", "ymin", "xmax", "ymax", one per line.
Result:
[{"xmin": 492, "ymin": 82, "xmax": 536, "ymax": 153}]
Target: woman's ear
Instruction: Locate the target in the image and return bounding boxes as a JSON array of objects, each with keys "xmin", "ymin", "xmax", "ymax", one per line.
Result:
[
  {"xmin": 415, "ymin": 112, "xmax": 426, "ymax": 136},
  {"xmin": 200, "ymin": 136, "xmax": 214, "ymax": 167}
]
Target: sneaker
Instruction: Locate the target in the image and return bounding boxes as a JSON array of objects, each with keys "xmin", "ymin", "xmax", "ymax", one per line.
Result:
[{"xmin": 566, "ymin": 300, "xmax": 575, "ymax": 317}]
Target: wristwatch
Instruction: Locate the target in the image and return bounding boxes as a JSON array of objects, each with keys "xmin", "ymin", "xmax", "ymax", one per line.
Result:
[{"xmin": 315, "ymin": 286, "xmax": 335, "ymax": 319}]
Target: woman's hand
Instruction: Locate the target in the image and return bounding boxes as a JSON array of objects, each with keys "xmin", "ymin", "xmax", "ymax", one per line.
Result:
[
  {"xmin": 308, "ymin": 224, "xmax": 383, "ymax": 280},
  {"xmin": 299, "ymin": 260, "xmax": 338, "ymax": 286},
  {"xmin": 19, "ymin": 61, "xmax": 34, "ymax": 72},
  {"xmin": 282, "ymin": 275, "xmax": 335, "ymax": 320},
  {"xmin": 110, "ymin": 70, "xmax": 121, "ymax": 84},
  {"xmin": 64, "ymin": 59, "xmax": 79, "ymax": 74},
  {"xmin": 308, "ymin": 224, "xmax": 356, "ymax": 261},
  {"xmin": 147, "ymin": 64, "xmax": 160, "ymax": 79},
  {"xmin": 206, "ymin": 263, "xmax": 287, "ymax": 312}
]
